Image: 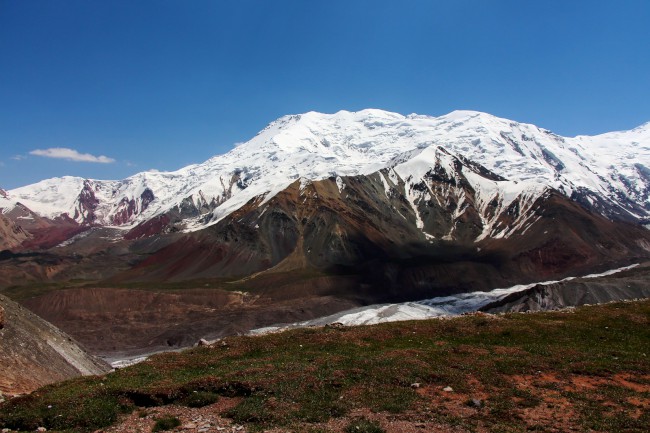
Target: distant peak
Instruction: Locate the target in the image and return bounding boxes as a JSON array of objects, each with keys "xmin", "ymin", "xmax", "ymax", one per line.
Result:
[
  {"xmin": 633, "ymin": 120, "xmax": 650, "ymax": 131},
  {"xmin": 443, "ymin": 109, "xmax": 498, "ymax": 121},
  {"xmin": 352, "ymin": 108, "xmax": 403, "ymax": 117},
  {"xmin": 299, "ymin": 108, "xmax": 404, "ymax": 120}
]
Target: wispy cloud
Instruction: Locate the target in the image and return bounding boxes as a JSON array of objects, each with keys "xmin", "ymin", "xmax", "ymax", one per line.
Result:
[
  {"xmin": 11, "ymin": 155, "xmax": 26, "ymax": 161},
  {"xmin": 29, "ymin": 147, "xmax": 115, "ymax": 163}
]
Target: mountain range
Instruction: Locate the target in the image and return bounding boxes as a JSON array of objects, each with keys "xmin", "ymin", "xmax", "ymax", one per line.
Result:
[
  {"xmin": 3, "ymin": 109, "xmax": 650, "ymax": 233},
  {"xmin": 1, "ymin": 109, "xmax": 650, "ymax": 356}
]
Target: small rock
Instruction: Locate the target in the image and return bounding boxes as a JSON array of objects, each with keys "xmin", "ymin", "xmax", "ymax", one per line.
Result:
[
  {"xmin": 410, "ymin": 382, "xmax": 421, "ymax": 389},
  {"xmin": 325, "ymin": 322, "xmax": 345, "ymax": 329},
  {"xmin": 182, "ymin": 422, "xmax": 197, "ymax": 429},
  {"xmin": 469, "ymin": 398, "xmax": 483, "ymax": 408},
  {"xmin": 197, "ymin": 338, "xmax": 210, "ymax": 347},
  {"xmin": 2, "ymin": 428, "xmax": 10, "ymax": 433},
  {"xmin": 37, "ymin": 428, "xmax": 47, "ymax": 432},
  {"xmin": 443, "ymin": 386, "xmax": 454, "ymax": 392}
]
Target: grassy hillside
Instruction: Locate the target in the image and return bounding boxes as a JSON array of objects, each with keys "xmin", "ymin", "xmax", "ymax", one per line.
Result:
[{"xmin": 1, "ymin": 300, "xmax": 648, "ymax": 432}]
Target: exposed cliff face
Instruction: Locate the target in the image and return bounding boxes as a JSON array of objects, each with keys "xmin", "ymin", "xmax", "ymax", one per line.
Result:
[
  {"xmin": 0, "ymin": 294, "xmax": 110, "ymax": 397},
  {"xmin": 0, "ymin": 214, "xmax": 30, "ymax": 250}
]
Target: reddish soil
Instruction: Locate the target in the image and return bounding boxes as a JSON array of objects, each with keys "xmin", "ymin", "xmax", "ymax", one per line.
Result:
[{"xmin": 95, "ymin": 372, "xmax": 650, "ymax": 433}]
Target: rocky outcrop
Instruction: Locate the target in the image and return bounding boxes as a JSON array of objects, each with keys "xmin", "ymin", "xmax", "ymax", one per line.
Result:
[
  {"xmin": 110, "ymin": 188, "xmax": 156, "ymax": 225},
  {"xmin": 481, "ymin": 264, "xmax": 650, "ymax": 313},
  {"xmin": 0, "ymin": 214, "xmax": 30, "ymax": 250},
  {"xmin": 0, "ymin": 294, "xmax": 110, "ymax": 397}
]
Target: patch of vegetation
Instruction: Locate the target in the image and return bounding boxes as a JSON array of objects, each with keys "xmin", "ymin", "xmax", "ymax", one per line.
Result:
[
  {"xmin": 344, "ymin": 418, "xmax": 385, "ymax": 433},
  {"xmin": 563, "ymin": 388, "xmax": 650, "ymax": 432},
  {"xmin": 0, "ymin": 281, "xmax": 74, "ymax": 301},
  {"xmin": 226, "ymin": 395, "xmax": 274, "ymax": 424},
  {"xmin": 0, "ymin": 300, "xmax": 648, "ymax": 432},
  {"xmin": 151, "ymin": 415, "xmax": 181, "ymax": 432},
  {"xmin": 180, "ymin": 390, "xmax": 219, "ymax": 408},
  {"xmin": 0, "ymin": 390, "xmax": 131, "ymax": 431}
]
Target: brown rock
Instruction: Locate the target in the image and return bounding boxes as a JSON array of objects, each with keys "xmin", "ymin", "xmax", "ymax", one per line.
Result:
[{"xmin": 0, "ymin": 294, "xmax": 110, "ymax": 397}]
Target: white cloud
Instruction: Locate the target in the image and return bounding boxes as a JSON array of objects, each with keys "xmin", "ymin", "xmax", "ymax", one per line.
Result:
[
  {"xmin": 11, "ymin": 155, "xmax": 26, "ymax": 161},
  {"xmin": 29, "ymin": 147, "xmax": 115, "ymax": 163}
]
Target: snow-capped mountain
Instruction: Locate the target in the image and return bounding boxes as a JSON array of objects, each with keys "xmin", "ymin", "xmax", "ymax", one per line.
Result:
[
  {"xmin": 3, "ymin": 109, "xmax": 650, "ymax": 328},
  {"xmin": 2, "ymin": 109, "xmax": 650, "ymax": 238},
  {"xmin": 3, "ymin": 110, "xmax": 650, "ymax": 360}
]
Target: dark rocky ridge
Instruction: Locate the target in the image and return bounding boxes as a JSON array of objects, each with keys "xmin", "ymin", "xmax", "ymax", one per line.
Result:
[{"xmin": 481, "ymin": 262, "xmax": 650, "ymax": 313}]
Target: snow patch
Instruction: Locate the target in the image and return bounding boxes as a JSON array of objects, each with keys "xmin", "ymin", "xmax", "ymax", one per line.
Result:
[{"xmin": 335, "ymin": 176, "xmax": 345, "ymax": 193}]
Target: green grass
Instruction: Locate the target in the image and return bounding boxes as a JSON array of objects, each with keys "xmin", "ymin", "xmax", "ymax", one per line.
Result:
[
  {"xmin": 151, "ymin": 415, "xmax": 181, "ymax": 432},
  {"xmin": 0, "ymin": 300, "xmax": 648, "ymax": 432},
  {"xmin": 180, "ymin": 390, "xmax": 219, "ymax": 408}
]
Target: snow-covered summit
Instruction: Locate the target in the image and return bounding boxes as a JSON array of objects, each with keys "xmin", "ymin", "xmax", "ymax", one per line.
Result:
[{"xmin": 3, "ymin": 109, "xmax": 650, "ymax": 230}]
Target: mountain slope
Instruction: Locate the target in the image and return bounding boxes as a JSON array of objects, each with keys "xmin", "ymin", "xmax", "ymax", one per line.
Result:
[
  {"xmin": 0, "ymin": 214, "xmax": 30, "ymax": 250},
  {"xmin": 0, "ymin": 294, "xmax": 110, "ymax": 398},
  {"xmin": 116, "ymin": 155, "xmax": 650, "ymax": 300}
]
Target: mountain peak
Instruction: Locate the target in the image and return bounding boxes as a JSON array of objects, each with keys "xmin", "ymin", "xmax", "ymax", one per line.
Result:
[{"xmin": 632, "ymin": 120, "xmax": 650, "ymax": 133}]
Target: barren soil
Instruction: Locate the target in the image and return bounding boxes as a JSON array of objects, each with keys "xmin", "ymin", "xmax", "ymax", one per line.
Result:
[{"xmin": 21, "ymin": 287, "xmax": 359, "ymax": 360}]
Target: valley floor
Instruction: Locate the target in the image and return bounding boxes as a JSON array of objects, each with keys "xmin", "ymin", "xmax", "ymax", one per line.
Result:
[{"xmin": 1, "ymin": 299, "xmax": 648, "ymax": 433}]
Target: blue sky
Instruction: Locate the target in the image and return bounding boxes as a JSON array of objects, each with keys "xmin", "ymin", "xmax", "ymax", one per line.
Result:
[{"xmin": 1, "ymin": 0, "xmax": 649, "ymax": 189}]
